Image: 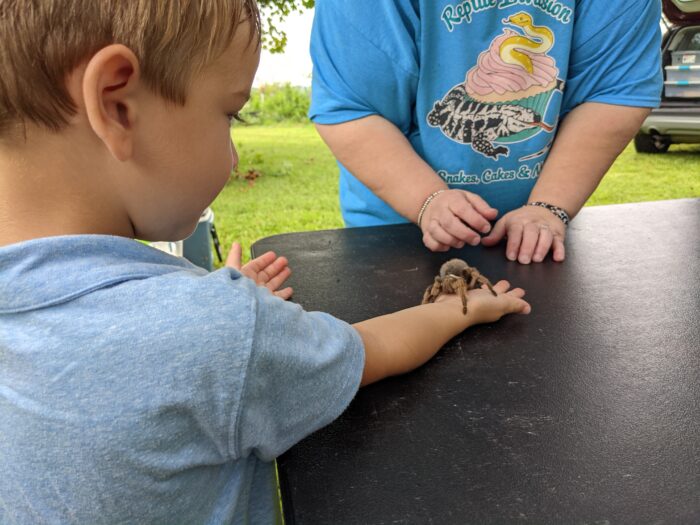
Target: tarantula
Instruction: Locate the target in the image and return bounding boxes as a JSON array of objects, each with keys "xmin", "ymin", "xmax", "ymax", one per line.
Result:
[{"xmin": 421, "ymin": 258, "xmax": 497, "ymax": 315}]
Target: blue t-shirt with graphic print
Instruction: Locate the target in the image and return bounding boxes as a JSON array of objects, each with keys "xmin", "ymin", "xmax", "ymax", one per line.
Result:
[
  {"xmin": 0, "ymin": 235, "xmax": 364, "ymax": 524},
  {"xmin": 310, "ymin": 0, "xmax": 663, "ymax": 227}
]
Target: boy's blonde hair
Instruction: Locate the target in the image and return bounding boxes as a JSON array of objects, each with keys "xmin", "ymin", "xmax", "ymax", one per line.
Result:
[{"xmin": 0, "ymin": 0, "xmax": 260, "ymax": 136}]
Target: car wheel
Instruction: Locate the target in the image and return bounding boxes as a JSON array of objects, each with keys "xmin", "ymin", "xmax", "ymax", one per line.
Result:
[{"xmin": 634, "ymin": 133, "xmax": 670, "ymax": 154}]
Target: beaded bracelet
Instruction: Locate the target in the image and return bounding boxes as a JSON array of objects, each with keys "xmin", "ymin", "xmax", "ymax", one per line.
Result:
[
  {"xmin": 417, "ymin": 190, "xmax": 446, "ymax": 227},
  {"xmin": 527, "ymin": 201, "xmax": 570, "ymax": 226}
]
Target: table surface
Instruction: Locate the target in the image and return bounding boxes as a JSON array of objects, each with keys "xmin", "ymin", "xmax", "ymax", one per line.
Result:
[{"xmin": 251, "ymin": 199, "xmax": 700, "ymax": 525}]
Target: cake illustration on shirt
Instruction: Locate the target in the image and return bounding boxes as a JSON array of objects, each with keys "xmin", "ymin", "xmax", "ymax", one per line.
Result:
[{"xmin": 428, "ymin": 12, "xmax": 565, "ymax": 160}]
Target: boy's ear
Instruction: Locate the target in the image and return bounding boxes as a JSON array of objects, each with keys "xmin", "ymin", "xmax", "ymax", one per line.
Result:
[{"xmin": 80, "ymin": 45, "xmax": 141, "ymax": 161}]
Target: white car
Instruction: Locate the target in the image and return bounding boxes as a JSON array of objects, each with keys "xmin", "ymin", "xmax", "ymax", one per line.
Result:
[{"xmin": 635, "ymin": 0, "xmax": 700, "ymax": 153}]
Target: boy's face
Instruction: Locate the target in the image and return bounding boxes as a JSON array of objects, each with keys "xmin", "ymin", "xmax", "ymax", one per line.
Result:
[{"xmin": 128, "ymin": 22, "xmax": 260, "ymax": 241}]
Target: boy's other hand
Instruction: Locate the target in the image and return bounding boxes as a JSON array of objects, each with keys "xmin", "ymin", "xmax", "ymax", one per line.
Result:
[
  {"xmin": 226, "ymin": 242, "xmax": 293, "ymax": 300},
  {"xmin": 435, "ymin": 279, "xmax": 531, "ymax": 323}
]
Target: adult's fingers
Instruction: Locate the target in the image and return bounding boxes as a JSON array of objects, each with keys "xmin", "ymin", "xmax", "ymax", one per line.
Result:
[
  {"xmin": 439, "ymin": 212, "xmax": 481, "ymax": 246},
  {"xmin": 423, "ymin": 219, "xmax": 464, "ymax": 250},
  {"xmin": 423, "ymin": 192, "xmax": 486, "ymax": 245},
  {"xmin": 516, "ymin": 222, "xmax": 540, "ymax": 264},
  {"xmin": 448, "ymin": 196, "xmax": 493, "ymax": 236},
  {"xmin": 422, "ymin": 238, "xmax": 453, "ymax": 252},
  {"xmin": 480, "ymin": 217, "xmax": 507, "ymax": 246},
  {"xmin": 421, "ymin": 233, "xmax": 451, "ymax": 252},
  {"xmin": 463, "ymin": 191, "xmax": 498, "ymax": 220},
  {"xmin": 552, "ymin": 235, "xmax": 566, "ymax": 262},
  {"xmin": 532, "ymin": 225, "xmax": 554, "ymax": 263},
  {"xmin": 505, "ymin": 223, "xmax": 524, "ymax": 261}
]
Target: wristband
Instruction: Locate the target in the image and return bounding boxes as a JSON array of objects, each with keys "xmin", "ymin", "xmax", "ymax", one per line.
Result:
[
  {"xmin": 527, "ymin": 201, "xmax": 570, "ymax": 226},
  {"xmin": 417, "ymin": 190, "xmax": 446, "ymax": 227}
]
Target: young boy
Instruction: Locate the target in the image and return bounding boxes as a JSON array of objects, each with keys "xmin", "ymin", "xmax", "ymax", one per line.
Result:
[{"xmin": 0, "ymin": 1, "xmax": 530, "ymax": 523}]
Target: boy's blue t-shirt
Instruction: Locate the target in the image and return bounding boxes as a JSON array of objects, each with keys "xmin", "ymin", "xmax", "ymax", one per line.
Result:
[
  {"xmin": 0, "ymin": 236, "xmax": 364, "ymax": 524},
  {"xmin": 310, "ymin": 0, "xmax": 663, "ymax": 227}
]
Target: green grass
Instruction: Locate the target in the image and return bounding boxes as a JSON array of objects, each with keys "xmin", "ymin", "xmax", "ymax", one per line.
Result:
[
  {"xmin": 212, "ymin": 123, "xmax": 700, "ymax": 262},
  {"xmin": 587, "ymin": 142, "xmax": 700, "ymax": 205},
  {"xmin": 211, "ymin": 124, "xmax": 343, "ymax": 262}
]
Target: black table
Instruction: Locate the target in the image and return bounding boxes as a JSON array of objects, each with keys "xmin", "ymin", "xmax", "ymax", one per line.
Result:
[{"xmin": 251, "ymin": 199, "xmax": 700, "ymax": 525}]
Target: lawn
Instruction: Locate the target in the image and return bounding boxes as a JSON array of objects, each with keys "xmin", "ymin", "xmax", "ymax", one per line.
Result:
[
  {"xmin": 212, "ymin": 123, "xmax": 700, "ymax": 262},
  {"xmin": 212, "ymin": 124, "xmax": 343, "ymax": 261}
]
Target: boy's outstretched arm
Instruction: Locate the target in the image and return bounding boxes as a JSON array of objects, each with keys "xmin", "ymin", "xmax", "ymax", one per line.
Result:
[{"xmin": 354, "ymin": 281, "xmax": 530, "ymax": 386}]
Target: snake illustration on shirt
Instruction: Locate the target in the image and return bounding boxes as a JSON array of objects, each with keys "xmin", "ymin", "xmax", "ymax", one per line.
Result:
[{"xmin": 428, "ymin": 12, "xmax": 564, "ymax": 159}]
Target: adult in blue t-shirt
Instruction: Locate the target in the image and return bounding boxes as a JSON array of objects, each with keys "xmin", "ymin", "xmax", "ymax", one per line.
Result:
[{"xmin": 310, "ymin": 0, "xmax": 662, "ymax": 264}]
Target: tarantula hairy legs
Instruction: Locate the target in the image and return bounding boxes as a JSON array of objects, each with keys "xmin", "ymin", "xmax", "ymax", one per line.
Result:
[{"xmin": 421, "ymin": 258, "xmax": 497, "ymax": 315}]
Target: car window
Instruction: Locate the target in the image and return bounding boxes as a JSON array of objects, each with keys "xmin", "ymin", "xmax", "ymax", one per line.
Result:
[{"xmin": 669, "ymin": 25, "xmax": 700, "ymax": 50}]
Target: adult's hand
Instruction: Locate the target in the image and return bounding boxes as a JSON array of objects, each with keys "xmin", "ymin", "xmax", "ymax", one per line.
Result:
[
  {"xmin": 419, "ymin": 189, "xmax": 498, "ymax": 252},
  {"xmin": 480, "ymin": 102, "xmax": 650, "ymax": 264},
  {"xmin": 481, "ymin": 205, "xmax": 566, "ymax": 264}
]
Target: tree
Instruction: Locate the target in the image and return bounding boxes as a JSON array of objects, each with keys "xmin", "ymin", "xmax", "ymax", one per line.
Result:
[{"xmin": 258, "ymin": 0, "xmax": 315, "ymax": 53}]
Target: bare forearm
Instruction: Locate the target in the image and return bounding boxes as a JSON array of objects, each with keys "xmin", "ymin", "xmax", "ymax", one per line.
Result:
[
  {"xmin": 530, "ymin": 102, "xmax": 650, "ymax": 217},
  {"xmin": 316, "ymin": 116, "xmax": 446, "ymax": 222},
  {"xmin": 353, "ymin": 302, "xmax": 473, "ymax": 386}
]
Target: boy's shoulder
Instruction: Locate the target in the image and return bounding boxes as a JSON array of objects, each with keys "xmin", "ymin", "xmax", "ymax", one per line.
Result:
[
  {"xmin": 0, "ymin": 235, "xmax": 365, "ymax": 460},
  {"xmin": 0, "ymin": 234, "xmax": 364, "ymax": 522},
  {"xmin": 0, "ymin": 232, "xmax": 263, "ymax": 370},
  {"xmin": 0, "ymin": 234, "xmax": 253, "ymax": 315}
]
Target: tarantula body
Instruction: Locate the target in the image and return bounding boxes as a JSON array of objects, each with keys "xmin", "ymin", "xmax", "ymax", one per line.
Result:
[{"xmin": 421, "ymin": 258, "xmax": 497, "ymax": 315}]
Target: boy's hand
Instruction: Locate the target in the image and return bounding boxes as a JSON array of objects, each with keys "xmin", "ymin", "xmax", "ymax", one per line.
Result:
[
  {"xmin": 435, "ymin": 280, "xmax": 531, "ymax": 323},
  {"xmin": 357, "ymin": 279, "xmax": 530, "ymax": 386},
  {"xmin": 226, "ymin": 242, "xmax": 293, "ymax": 300}
]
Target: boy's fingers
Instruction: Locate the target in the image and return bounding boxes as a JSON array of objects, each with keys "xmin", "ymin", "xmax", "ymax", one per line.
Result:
[
  {"xmin": 516, "ymin": 300, "xmax": 532, "ymax": 314},
  {"xmin": 491, "ymin": 280, "xmax": 511, "ymax": 293},
  {"xmin": 257, "ymin": 257, "xmax": 289, "ymax": 284},
  {"xmin": 245, "ymin": 251, "xmax": 276, "ymax": 273},
  {"xmin": 267, "ymin": 256, "xmax": 289, "ymax": 275},
  {"xmin": 502, "ymin": 294, "xmax": 531, "ymax": 314},
  {"xmin": 505, "ymin": 287, "xmax": 526, "ymax": 298},
  {"xmin": 274, "ymin": 287, "xmax": 294, "ymax": 300},
  {"xmin": 225, "ymin": 242, "xmax": 243, "ymax": 270},
  {"xmin": 266, "ymin": 267, "xmax": 291, "ymax": 291}
]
